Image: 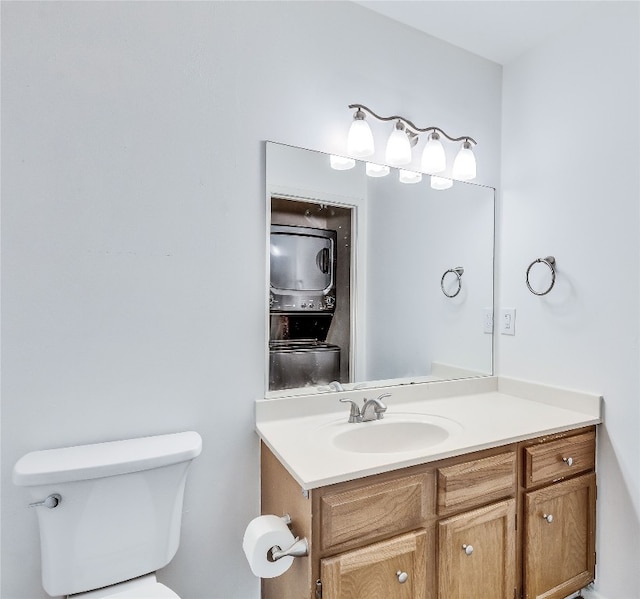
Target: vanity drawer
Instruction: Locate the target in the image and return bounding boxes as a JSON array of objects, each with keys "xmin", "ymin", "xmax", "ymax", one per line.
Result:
[
  {"xmin": 437, "ymin": 451, "xmax": 517, "ymax": 517},
  {"xmin": 524, "ymin": 430, "xmax": 595, "ymax": 488},
  {"xmin": 318, "ymin": 470, "xmax": 434, "ymax": 551}
]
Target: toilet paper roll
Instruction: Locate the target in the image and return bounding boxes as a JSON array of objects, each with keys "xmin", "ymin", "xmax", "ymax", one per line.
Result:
[{"xmin": 242, "ymin": 515, "xmax": 296, "ymax": 578}]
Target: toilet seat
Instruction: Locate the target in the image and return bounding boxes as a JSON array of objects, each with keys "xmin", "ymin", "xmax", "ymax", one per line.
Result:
[{"xmin": 71, "ymin": 574, "xmax": 180, "ymax": 599}]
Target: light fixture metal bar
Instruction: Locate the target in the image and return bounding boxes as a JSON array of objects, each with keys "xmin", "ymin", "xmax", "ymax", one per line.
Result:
[{"xmin": 348, "ymin": 103, "xmax": 477, "ymax": 145}]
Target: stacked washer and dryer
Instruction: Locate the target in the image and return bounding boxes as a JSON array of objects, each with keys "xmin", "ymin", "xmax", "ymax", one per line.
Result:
[{"xmin": 268, "ymin": 224, "xmax": 341, "ymax": 390}]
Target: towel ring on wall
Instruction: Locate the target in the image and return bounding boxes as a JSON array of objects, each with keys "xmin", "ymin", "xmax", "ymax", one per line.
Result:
[
  {"xmin": 441, "ymin": 267, "xmax": 464, "ymax": 298},
  {"xmin": 526, "ymin": 256, "xmax": 556, "ymax": 296}
]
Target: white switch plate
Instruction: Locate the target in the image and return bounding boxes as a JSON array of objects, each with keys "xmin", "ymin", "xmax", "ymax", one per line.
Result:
[
  {"xmin": 483, "ymin": 308, "xmax": 494, "ymax": 334},
  {"xmin": 500, "ymin": 308, "xmax": 516, "ymax": 335}
]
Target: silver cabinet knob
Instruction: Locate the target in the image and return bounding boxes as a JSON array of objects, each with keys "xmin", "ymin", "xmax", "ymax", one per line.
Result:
[
  {"xmin": 462, "ymin": 544, "xmax": 474, "ymax": 556},
  {"xmin": 29, "ymin": 493, "xmax": 61, "ymax": 509},
  {"xmin": 543, "ymin": 513, "xmax": 553, "ymax": 523},
  {"xmin": 563, "ymin": 456, "xmax": 573, "ymax": 466},
  {"xmin": 396, "ymin": 570, "xmax": 408, "ymax": 584}
]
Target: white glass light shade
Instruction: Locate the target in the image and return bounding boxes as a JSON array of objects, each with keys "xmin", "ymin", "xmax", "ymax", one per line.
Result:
[
  {"xmin": 329, "ymin": 155, "xmax": 356, "ymax": 170},
  {"xmin": 421, "ymin": 134, "xmax": 446, "ymax": 174},
  {"xmin": 430, "ymin": 175, "xmax": 453, "ymax": 190},
  {"xmin": 385, "ymin": 126, "xmax": 412, "ymax": 166},
  {"xmin": 366, "ymin": 162, "xmax": 390, "ymax": 177},
  {"xmin": 347, "ymin": 118, "xmax": 374, "ymax": 158},
  {"xmin": 452, "ymin": 142, "xmax": 477, "ymax": 180},
  {"xmin": 399, "ymin": 169, "xmax": 422, "ymax": 184}
]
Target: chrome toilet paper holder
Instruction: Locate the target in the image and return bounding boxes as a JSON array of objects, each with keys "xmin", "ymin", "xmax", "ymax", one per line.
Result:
[{"xmin": 269, "ymin": 515, "xmax": 309, "ymax": 562}]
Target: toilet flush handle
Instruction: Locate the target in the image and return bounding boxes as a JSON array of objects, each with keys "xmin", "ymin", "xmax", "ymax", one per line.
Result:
[{"xmin": 29, "ymin": 493, "xmax": 61, "ymax": 509}]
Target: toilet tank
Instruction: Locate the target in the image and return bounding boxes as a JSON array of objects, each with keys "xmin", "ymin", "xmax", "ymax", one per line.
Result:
[{"xmin": 13, "ymin": 431, "xmax": 202, "ymax": 597}]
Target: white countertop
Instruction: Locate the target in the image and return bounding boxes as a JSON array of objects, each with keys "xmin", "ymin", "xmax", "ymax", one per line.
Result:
[{"xmin": 255, "ymin": 376, "xmax": 602, "ymax": 490}]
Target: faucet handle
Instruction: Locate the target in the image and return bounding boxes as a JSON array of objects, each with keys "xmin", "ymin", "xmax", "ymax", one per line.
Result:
[
  {"xmin": 339, "ymin": 398, "xmax": 361, "ymax": 423},
  {"xmin": 373, "ymin": 393, "xmax": 390, "ymax": 419},
  {"xmin": 373, "ymin": 393, "xmax": 391, "ymax": 409}
]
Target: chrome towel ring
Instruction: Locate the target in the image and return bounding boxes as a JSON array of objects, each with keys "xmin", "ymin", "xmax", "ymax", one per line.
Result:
[
  {"xmin": 526, "ymin": 256, "xmax": 556, "ymax": 296},
  {"xmin": 441, "ymin": 267, "xmax": 464, "ymax": 298}
]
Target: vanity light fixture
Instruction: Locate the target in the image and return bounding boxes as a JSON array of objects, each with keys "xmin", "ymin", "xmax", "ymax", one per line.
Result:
[
  {"xmin": 452, "ymin": 140, "xmax": 477, "ymax": 181},
  {"xmin": 329, "ymin": 154, "xmax": 356, "ymax": 170},
  {"xmin": 421, "ymin": 133, "xmax": 447, "ymax": 174},
  {"xmin": 365, "ymin": 162, "xmax": 390, "ymax": 177},
  {"xmin": 346, "ymin": 103, "xmax": 477, "ymax": 179},
  {"xmin": 346, "ymin": 107, "xmax": 375, "ymax": 158},
  {"xmin": 430, "ymin": 175, "xmax": 453, "ymax": 190},
  {"xmin": 385, "ymin": 121, "xmax": 414, "ymax": 166},
  {"xmin": 398, "ymin": 169, "xmax": 422, "ymax": 184}
]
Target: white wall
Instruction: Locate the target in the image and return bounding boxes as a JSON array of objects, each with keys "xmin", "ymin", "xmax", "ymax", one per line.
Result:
[
  {"xmin": 500, "ymin": 3, "xmax": 640, "ymax": 596},
  {"xmin": 0, "ymin": 2, "xmax": 502, "ymax": 598}
]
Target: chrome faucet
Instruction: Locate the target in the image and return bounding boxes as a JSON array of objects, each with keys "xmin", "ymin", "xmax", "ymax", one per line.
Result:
[{"xmin": 339, "ymin": 394, "xmax": 390, "ymax": 423}]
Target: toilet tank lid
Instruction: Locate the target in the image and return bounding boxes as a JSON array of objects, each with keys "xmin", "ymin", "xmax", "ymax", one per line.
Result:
[{"xmin": 13, "ymin": 431, "xmax": 202, "ymax": 487}]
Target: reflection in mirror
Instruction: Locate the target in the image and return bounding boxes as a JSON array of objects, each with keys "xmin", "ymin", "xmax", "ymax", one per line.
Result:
[{"xmin": 266, "ymin": 142, "xmax": 495, "ymax": 397}]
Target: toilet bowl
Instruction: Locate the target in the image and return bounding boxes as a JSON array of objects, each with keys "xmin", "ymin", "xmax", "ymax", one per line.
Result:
[
  {"xmin": 71, "ymin": 574, "xmax": 179, "ymax": 598},
  {"xmin": 13, "ymin": 432, "xmax": 202, "ymax": 598}
]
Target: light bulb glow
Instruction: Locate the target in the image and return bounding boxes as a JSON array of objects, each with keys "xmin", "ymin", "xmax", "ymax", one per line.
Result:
[
  {"xmin": 366, "ymin": 162, "xmax": 390, "ymax": 177},
  {"xmin": 421, "ymin": 133, "xmax": 446, "ymax": 174},
  {"xmin": 399, "ymin": 169, "xmax": 422, "ymax": 184},
  {"xmin": 430, "ymin": 175, "xmax": 453, "ymax": 190},
  {"xmin": 452, "ymin": 141, "xmax": 477, "ymax": 180},
  {"xmin": 385, "ymin": 123, "xmax": 412, "ymax": 166},
  {"xmin": 347, "ymin": 117, "xmax": 374, "ymax": 158},
  {"xmin": 329, "ymin": 155, "xmax": 356, "ymax": 170}
]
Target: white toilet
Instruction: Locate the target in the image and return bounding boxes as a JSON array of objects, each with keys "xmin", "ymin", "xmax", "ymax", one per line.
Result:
[{"xmin": 13, "ymin": 431, "xmax": 202, "ymax": 598}]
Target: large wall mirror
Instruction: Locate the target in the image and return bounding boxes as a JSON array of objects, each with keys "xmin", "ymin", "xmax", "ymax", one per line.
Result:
[{"xmin": 265, "ymin": 141, "xmax": 495, "ymax": 397}]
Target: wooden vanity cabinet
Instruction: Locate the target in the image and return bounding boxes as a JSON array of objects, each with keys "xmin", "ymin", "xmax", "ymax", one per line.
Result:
[
  {"xmin": 520, "ymin": 430, "xmax": 597, "ymax": 599},
  {"xmin": 313, "ymin": 467, "xmax": 437, "ymax": 599},
  {"xmin": 435, "ymin": 450, "xmax": 517, "ymax": 599},
  {"xmin": 260, "ymin": 446, "xmax": 438, "ymax": 599},
  {"xmin": 260, "ymin": 426, "xmax": 596, "ymax": 599},
  {"xmin": 321, "ymin": 529, "xmax": 428, "ymax": 599},
  {"xmin": 438, "ymin": 498, "xmax": 516, "ymax": 599}
]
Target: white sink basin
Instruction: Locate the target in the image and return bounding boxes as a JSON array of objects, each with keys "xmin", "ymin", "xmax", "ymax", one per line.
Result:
[{"xmin": 319, "ymin": 414, "xmax": 463, "ymax": 454}]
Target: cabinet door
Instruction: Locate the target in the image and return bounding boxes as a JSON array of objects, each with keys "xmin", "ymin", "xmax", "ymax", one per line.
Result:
[
  {"xmin": 438, "ymin": 499, "xmax": 516, "ymax": 599},
  {"xmin": 524, "ymin": 473, "xmax": 596, "ymax": 599},
  {"xmin": 320, "ymin": 529, "xmax": 427, "ymax": 599}
]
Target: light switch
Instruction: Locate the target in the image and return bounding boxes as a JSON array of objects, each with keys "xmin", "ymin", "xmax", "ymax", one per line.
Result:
[{"xmin": 500, "ymin": 308, "xmax": 516, "ymax": 335}]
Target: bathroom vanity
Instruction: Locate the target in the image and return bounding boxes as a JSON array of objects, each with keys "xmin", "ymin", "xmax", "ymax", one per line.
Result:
[
  {"xmin": 261, "ymin": 143, "xmax": 599, "ymax": 599},
  {"xmin": 255, "ymin": 377, "xmax": 601, "ymax": 599}
]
